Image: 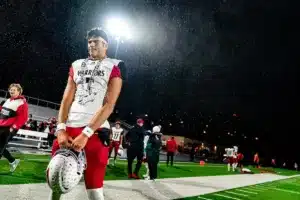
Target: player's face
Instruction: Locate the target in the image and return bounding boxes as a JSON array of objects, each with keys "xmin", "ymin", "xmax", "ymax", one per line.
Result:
[
  {"xmin": 9, "ymin": 87, "xmax": 20, "ymax": 98},
  {"xmin": 116, "ymin": 124, "xmax": 120, "ymax": 128},
  {"xmin": 88, "ymin": 36, "xmax": 108, "ymax": 59}
]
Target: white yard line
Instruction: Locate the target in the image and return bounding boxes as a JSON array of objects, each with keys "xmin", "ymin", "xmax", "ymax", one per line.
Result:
[
  {"xmin": 197, "ymin": 196, "xmax": 214, "ymax": 200},
  {"xmin": 238, "ymin": 187, "xmax": 260, "ymax": 193},
  {"xmin": 213, "ymin": 193, "xmax": 242, "ymax": 200},
  {"xmin": 224, "ymin": 191, "xmax": 249, "ymax": 197},
  {"xmin": 235, "ymin": 189, "xmax": 258, "ymax": 195},
  {"xmin": 244, "ymin": 187, "xmax": 266, "ymax": 192}
]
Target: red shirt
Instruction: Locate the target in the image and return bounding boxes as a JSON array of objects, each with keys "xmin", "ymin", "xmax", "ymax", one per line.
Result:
[
  {"xmin": 166, "ymin": 139, "xmax": 177, "ymax": 152},
  {"xmin": 0, "ymin": 96, "xmax": 28, "ymax": 129},
  {"xmin": 237, "ymin": 153, "xmax": 244, "ymax": 161}
]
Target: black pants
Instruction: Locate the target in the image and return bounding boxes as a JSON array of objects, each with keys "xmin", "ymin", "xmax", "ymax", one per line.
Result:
[
  {"xmin": 127, "ymin": 145, "xmax": 143, "ymax": 175},
  {"xmin": 167, "ymin": 152, "xmax": 174, "ymax": 166},
  {"xmin": 0, "ymin": 127, "xmax": 15, "ymax": 163},
  {"xmin": 148, "ymin": 153, "xmax": 159, "ymax": 179},
  {"xmin": 253, "ymin": 162, "xmax": 259, "ymax": 168}
]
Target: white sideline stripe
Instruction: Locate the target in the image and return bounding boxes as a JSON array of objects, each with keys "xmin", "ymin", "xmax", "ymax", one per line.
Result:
[
  {"xmin": 198, "ymin": 196, "xmax": 213, "ymax": 200},
  {"xmin": 213, "ymin": 194, "xmax": 241, "ymax": 200},
  {"xmin": 224, "ymin": 191, "xmax": 248, "ymax": 197},
  {"xmin": 236, "ymin": 189, "xmax": 258, "ymax": 194}
]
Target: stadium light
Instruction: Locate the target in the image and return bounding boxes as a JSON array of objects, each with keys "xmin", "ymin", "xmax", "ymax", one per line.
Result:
[{"xmin": 106, "ymin": 18, "xmax": 132, "ymax": 58}]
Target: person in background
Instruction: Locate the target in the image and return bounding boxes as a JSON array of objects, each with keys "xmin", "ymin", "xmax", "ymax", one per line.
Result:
[
  {"xmin": 142, "ymin": 130, "xmax": 152, "ymax": 179},
  {"xmin": 271, "ymin": 158, "xmax": 276, "ymax": 168},
  {"xmin": 166, "ymin": 136, "xmax": 177, "ymax": 166},
  {"xmin": 145, "ymin": 126, "xmax": 162, "ymax": 180},
  {"xmin": 190, "ymin": 143, "xmax": 197, "ymax": 162},
  {"xmin": 108, "ymin": 121, "xmax": 124, "ymax": 166},
  {"xmin": 125, "ymin": 118, "xmax": 145, "ymax": 179},
  {"xmin": 253, "ymin": 152, "xmax": 259, "ymax": 168},
  {"xmin": 237, "ymin": 151, "xmax": 244, "ymax": 170},
  {"xmin": 0, "ymin": 83, "xmax": 28, "ymax": 172}
]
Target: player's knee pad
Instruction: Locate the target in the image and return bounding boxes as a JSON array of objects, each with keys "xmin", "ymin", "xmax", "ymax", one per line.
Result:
[{"xmin": 87, "ymin": 188, "xmax": 104, "ymax": 200}]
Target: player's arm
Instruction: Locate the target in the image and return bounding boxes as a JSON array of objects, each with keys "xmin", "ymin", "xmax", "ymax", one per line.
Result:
[
  {"xmin": 87, "ymin": 76, "xmax": 122, "ymax": 134},
  {"xmin": 109, "ymin": 128, "xmax": 113, "ymax": 140},
  {"xmin": 56, "ymin": 67, "xmax": 76, "ymax": 136}
]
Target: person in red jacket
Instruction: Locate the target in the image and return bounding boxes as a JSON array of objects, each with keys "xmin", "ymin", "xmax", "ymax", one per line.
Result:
[
  {"xmin": 166, "ymin": 136, "xmax": 177, "ymax": 166},
  {"xmin": 253, "ymin": 152, "xmax": 260, "ymax": 168},
  {"xmin": 0, "ymin": 83, "xmax": 28, "ymax": 172}
]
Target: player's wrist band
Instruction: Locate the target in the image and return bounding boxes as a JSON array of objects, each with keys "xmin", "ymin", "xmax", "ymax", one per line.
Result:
[
  {"xmin": 82, "ymin": 126, "xmax": 94, "ymax": 138},
  {"xmin": 54, "ymin": 123, "xmax": 66, "ymax": 136}
]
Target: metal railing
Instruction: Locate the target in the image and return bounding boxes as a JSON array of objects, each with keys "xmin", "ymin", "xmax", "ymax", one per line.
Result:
[
  {"xmin": 0, "ymin": 89, "xmax": 133, "ymax": 127},
  {"xmin": 0, "ymin": 89, "xmax": 60, "ymax": 110}
]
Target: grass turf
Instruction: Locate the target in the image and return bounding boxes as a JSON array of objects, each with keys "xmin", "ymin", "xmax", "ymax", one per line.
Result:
[
  {"xmin": 178, "ymin": 176, "xmax": 300, "ymax": 200},
  {"xmin": 0, "ymin": 153, "xmax": 299, "ymax": 185}
]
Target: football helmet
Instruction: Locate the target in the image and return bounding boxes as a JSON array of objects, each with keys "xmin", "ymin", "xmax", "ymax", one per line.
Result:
[{"xmin": 46, "ymin": 149, "xmax": 87, "ymax": 194}]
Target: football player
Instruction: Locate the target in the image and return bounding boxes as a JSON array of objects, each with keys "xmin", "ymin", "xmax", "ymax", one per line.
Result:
[
  {"xmin": 49, "ymin": 28, "xmax": 124, "ymax": 200},
  {"xmin": 108, "ymin": 121, "xmax": 124, "ymax": 166}
]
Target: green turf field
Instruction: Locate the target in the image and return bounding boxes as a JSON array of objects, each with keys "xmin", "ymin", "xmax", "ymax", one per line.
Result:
[
  {"xmin": 0, "ymin": 153, "xmax": 299, "ymax": 186},
  {"xmin": 0, "ymin": 153, "xmax": 237, "ymax": 184},
  {"xmin": 179, "ymin": 176, "xmax": 300, "ymax": 200}
]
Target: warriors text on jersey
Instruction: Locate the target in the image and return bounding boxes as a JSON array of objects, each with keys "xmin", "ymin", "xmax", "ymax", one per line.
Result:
[
  {"xmin": 66, "ymin": 58, "xmax": 123, "ymax": 128},
  {"xmin": 111, "ymin": 127, "xmax": 123, "ymax": 141}
]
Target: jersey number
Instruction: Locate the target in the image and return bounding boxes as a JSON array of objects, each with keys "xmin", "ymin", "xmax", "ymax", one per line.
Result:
[{"xmin": 112, "ymin": 133, "xmax": 120, "ymax": 140}]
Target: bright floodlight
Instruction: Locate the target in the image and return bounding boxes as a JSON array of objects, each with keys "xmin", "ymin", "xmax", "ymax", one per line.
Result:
[{"xmin": 106, "ymin": 18, "xmax": 132, "ymax": 40}]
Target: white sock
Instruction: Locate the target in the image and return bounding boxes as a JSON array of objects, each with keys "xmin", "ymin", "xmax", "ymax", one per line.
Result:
[
  {"xmin": 227, "ymin": 163, "xmax": 230, "ymax": 171},
  {"xmin": 87, "ymin": 188, "xmax": 104, "ymax": 200},
  {"xmin": 48, "ymin": 192, "xmax": 61, "ymax": 200}
]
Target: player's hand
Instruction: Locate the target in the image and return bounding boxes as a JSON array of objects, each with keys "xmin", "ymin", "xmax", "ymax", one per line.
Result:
[
  {"xmin": 72, "ymin": 133, "xmax": 88, "ymax": 152},
  {"xmin": 57, "ymin": 130, "xmax": 73, "ymax": 148}
]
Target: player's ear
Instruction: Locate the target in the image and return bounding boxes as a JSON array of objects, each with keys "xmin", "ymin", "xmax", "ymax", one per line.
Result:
[{"xmin": 104, "ymin": 42, "xmax": 108, "ymax": 49}]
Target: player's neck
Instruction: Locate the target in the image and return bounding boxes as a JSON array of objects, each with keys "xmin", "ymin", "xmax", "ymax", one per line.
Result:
[{"xmin": 90, "ymin": 54, "xmax": 107, "ymax": 61}]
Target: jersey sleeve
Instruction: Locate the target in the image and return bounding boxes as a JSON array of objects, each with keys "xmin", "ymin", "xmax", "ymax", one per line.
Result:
[
  {"xmin": 109, "ymin": 61, "xmax": 127, "ymax": 81},
  {"xmin": 69, "ymin": 66, "xmax": 74, "ymax": 79},
  {"xmin": 109, "ymin": 64, "xmax": 121, "ymax": 80}
]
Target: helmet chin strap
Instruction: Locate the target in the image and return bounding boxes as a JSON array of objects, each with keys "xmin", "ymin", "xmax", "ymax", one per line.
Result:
[{"xmin": 87, "ymin": 188, "xmax": 104, "ymax": 200}]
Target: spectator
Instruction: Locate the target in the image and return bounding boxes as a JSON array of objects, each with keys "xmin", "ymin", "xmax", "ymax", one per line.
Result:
[
  {"xmin": 125, "ymin": 118, "xmax": 146, "ymax": 179},
  {"xmin": 166, "ymin": 136, "xmax": 177, "ymax": 166},
  {"xmin": 146, "ymin": 126, "xmax": 162, "ymax": 180},
  {"xmin": 0, "ymin": 83, "xmax": 28, "ymax": 172},
  {"xmin": 253, "ymin": 152, "xmax": 259, "ymax": 168}
]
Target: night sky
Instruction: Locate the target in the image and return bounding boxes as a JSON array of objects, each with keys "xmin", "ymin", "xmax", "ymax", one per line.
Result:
[{"xmin": 0, "ymin": 1, "xmax": 297, "ymax": 161}]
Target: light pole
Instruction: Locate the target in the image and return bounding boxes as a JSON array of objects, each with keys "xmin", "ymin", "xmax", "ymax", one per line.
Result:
[
  {"xmin": 106, "ymin": 18, "xmax": 132, "ymax": 58},
  {"xmin": 115, "ymin": 37, "xmax": 120, "ymax": 58}
]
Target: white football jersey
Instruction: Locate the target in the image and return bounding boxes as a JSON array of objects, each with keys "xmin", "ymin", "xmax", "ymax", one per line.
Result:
[
  {"xmin": 225, "ymin": 148, "xmax": 234, "ymax": 157},
  {"xmin": 66, "ymin": 58, "xmax": 122, "ymax": 128},
  {"xmin": 111, "ymin": 127, "xmax": 123, "ymax": 141}
]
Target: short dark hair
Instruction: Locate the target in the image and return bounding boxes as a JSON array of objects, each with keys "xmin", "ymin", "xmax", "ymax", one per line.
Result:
[{"xmin": 86, "ymin": 28, "xmax": 108, "ymax": 43}]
